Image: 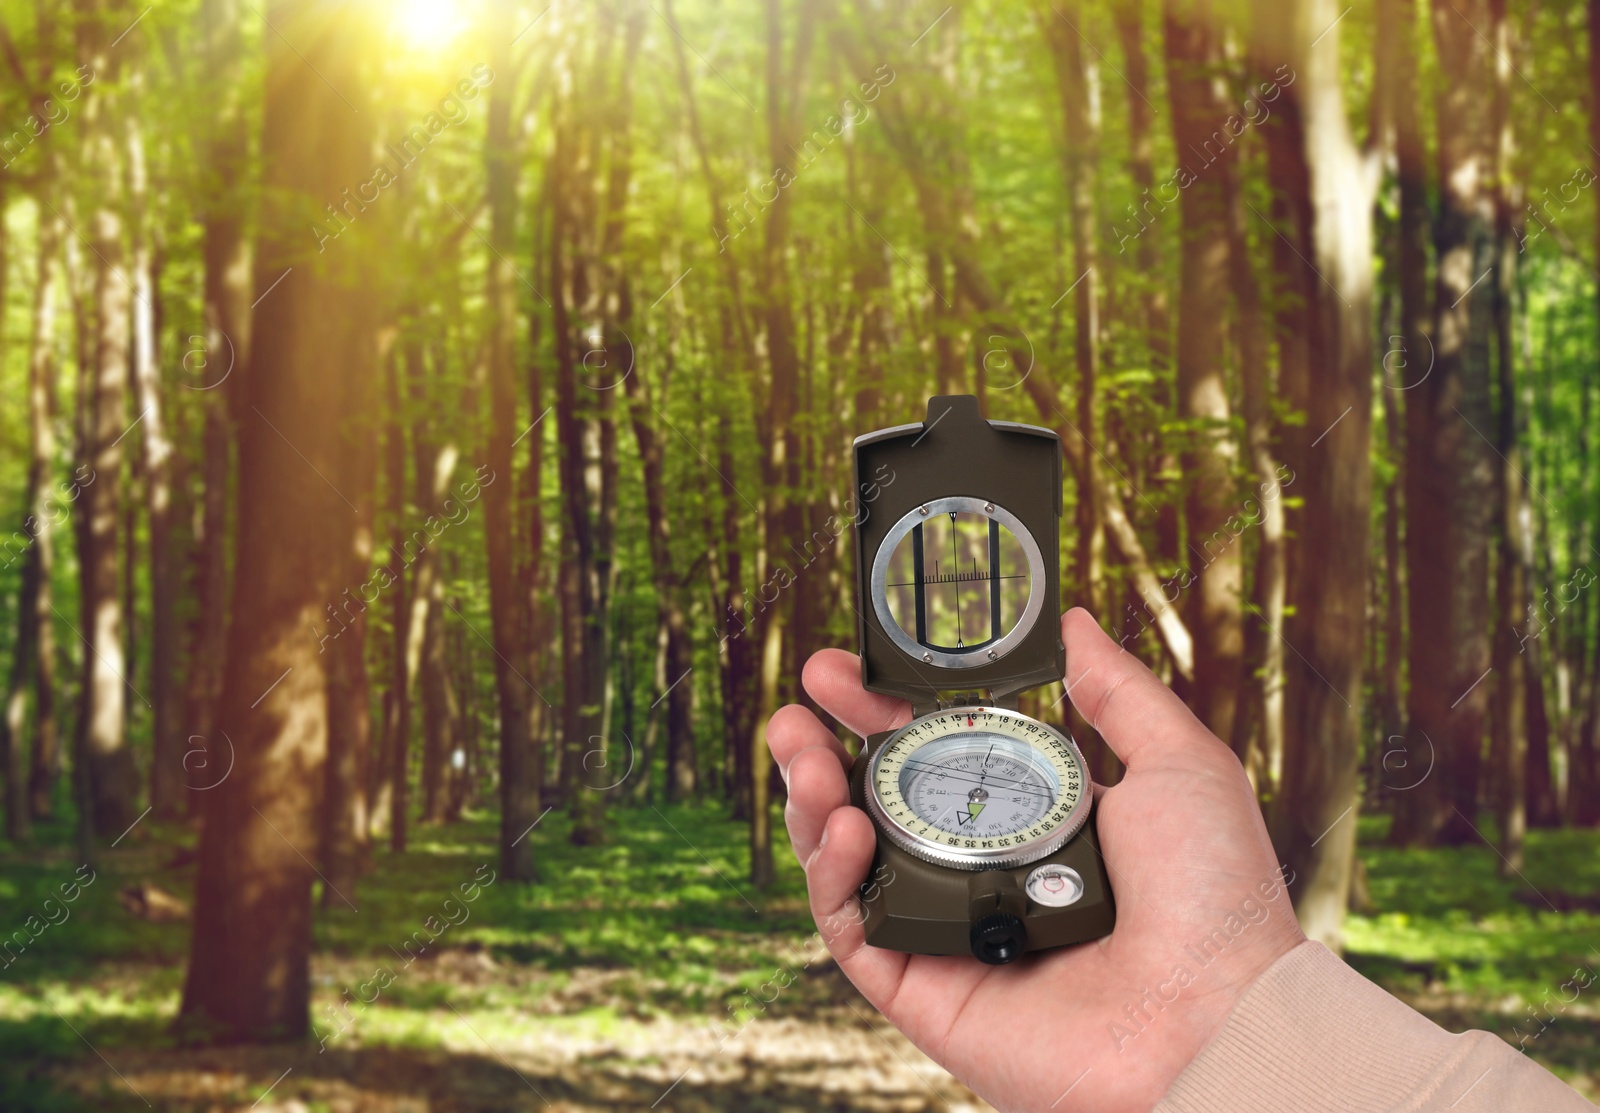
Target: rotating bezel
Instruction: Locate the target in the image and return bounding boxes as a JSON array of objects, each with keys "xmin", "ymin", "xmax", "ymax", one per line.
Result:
[{"xmin": 864, "ymin": 705, "xmax": 1093, "ymax": 870}]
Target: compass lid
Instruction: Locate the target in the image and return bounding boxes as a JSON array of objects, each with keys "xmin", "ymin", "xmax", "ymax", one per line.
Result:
[{"xmin": 852, "ymin": 395, "xmax": 1063, "ymax": 703}]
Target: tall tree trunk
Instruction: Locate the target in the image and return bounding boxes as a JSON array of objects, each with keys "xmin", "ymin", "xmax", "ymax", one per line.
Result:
[
  {"xmin": 79, "ymin": 0, "xmax": 137, "ymax": 838},
  {"xmin": 551, "ymin": 91, "xmax": 585, "ymax": 816},
  {"xmin": 1110, "ymin": 0, "xmax": 1170, "ymax": 376},
  {"xmin": 322, "ymin": 415, "xmax": 377, "ymax": 904},
  {"xmin": 1524, "ymin": 632, "xmax": 1558, "ymax": 826},
  {"xmin": 180, "ymin": 0, "xmax": 376, "ymax": 1041},
  {"xmin": 26, "ymin": 202, "xmax": 60, "ymax": 821},
  {"xmin": 408, "ymin": 341, "xmax": 457, "ymax": 825},
  {"xmin": 1261, "ymin": 0, "xmax": 1376, "ymax": 949},
  {"xmin": 420, "ymin": 577, "xmax": 460, "ymax": 821},
  {"xmin": 521, "ymin": 314, "xmax": 549, "ymax": 825},
  {"xmin": 1224, "ymin": 144, "xmax": 1284, "ymax": 787},
  {"xmin": 1040, "ymin": 0, "xmax": 1104, "ymax": 616},
  {"xmin": 714, "ymin": 415, "xmax": 755, "ymax": 819},
  {"xmin": 128, "ymin": 90, "xmax": 183, "ymax": 819},
  {"xmin": 4, "ymin": 197, "xmax": 63, "ymax": 840},
  {"xmin": 1397, "ymin": 0, "xmax": 1498, "ymax": 846},
  {"xmin": 568, "ymin": 6, "xmax": 642, "ymax": 842},
  {"xmin": 624, "ymin": 365, "xmax": 695, "ymax": 800},
  {"xmin": 183, "ymin": 0, "xmax": 251, "ymax": 816},
  {"xmin": 322, "ymin": 313, "xmax": 386, "ymax": 900},
  {"xmin": 63, "ymin": 207, "xmax": 97, "ymax": 860},
  {"xmin": 748, "ymin": 0, "xmax": 815, "ymax": 890},
  {"xmin": 1487, "ymin": 0, "xmax": 1528, "ymax": 871},
  {"xmin": 1385, "ymin": 0, "xmax": 1439, "ymax": 844},
  {"xmin": 1163, "ymin": 0, "xmax": 1243, "ymax": 743},
  {"xmin": 383, "ymin": 356, "xmax": 411, "ymax": 852},
  {"xmin": 1578, "ymin": 0, "xmax": 1600, "ymax": 826},
  {"xmin": 483, "ymin": 0, "xmax": 537, "ymax": 880},
  {"xmin": 2, "ymin": 544, "xmax": 36, "ymax": 843}
]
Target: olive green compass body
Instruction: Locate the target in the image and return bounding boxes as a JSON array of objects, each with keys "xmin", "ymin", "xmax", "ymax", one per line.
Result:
[{"xmin": 849, "ymin": 395, "xmax": 1115, "ymax": 964}]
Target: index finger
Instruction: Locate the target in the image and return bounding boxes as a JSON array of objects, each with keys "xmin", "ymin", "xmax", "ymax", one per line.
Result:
[{"xmin": 1061, "ymin": 607, "xmax": 1223, "ymax": 770}]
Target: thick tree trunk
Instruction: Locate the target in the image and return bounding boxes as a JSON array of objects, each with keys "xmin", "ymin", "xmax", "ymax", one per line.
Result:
[
  {"xmin": 1261, "ymin": 0, "xmax": 1376, "ymax": 949},
  {"xmin": 180, "ymin": 0, "xmax": 376, "ymax": 1041},
  {"xmin": 1396, "ymin": 0, "xmax": 1498, "ymax": 846},
  {"xmin": 1163, "ymin": 0, "xmax": 1243, "ymax": 744}
]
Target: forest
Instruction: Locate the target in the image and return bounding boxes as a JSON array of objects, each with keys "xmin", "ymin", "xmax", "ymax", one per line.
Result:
[{"xmin": 0, "ymin": 0, "xmax": 1598, "ymax": 1108}]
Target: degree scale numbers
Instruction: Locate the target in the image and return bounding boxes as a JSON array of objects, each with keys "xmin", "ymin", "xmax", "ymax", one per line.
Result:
[{"xmin": 865, "ymin": 705, "xmax": 1092, "ymax": 870}]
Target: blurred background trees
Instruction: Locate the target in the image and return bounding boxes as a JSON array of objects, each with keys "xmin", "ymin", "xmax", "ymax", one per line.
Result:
[{"xmin": 0, "ymin": 0, "xmax": 1597, "ymax": 1051}]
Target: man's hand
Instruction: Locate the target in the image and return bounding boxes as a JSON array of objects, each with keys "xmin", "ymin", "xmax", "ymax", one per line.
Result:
[{"xmin": 767, "ymin": 608, "xmax": 1305, "ymax": 1113}]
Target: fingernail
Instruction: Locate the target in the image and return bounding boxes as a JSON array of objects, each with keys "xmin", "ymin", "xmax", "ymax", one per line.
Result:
[{"xmin": 819, "ymin": 827, "xmax": 829, "ymax": 849}]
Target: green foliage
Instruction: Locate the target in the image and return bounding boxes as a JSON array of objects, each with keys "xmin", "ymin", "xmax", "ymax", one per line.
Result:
[{"xmin": 4, "ymin": 809, "xmax": 1600, "ymax": 1105}]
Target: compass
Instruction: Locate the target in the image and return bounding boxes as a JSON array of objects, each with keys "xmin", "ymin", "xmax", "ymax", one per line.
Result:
[{"xmin": 846, "ymin": 395, "xmax": 1115, "ymax": 964}]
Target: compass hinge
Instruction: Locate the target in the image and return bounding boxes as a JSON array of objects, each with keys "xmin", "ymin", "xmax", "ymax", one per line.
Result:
[{"xmin": 912, "ymin": 692, "xmax": 1019, "ymax": 718}]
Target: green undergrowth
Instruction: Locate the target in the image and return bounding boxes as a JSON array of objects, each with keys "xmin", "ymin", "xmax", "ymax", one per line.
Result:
[{"xmin": 1, "ymin": 806, "xmax": 1598, "ymax": 1105}]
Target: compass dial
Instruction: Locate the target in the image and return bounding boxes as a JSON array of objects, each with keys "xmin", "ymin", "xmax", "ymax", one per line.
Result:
[{"xmin": 865, "ymin": 706, "xmax": 1092, "ymax": 869}]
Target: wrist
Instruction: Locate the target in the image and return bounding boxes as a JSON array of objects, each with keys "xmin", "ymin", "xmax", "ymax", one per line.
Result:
[{"xmin": 1109, "ymin": 928, "xmax": 1304, "ymax": 1112}]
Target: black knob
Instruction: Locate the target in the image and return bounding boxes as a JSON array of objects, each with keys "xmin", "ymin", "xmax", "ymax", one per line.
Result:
[{"xmin": 969, "ymin": 912, "xmax": 1027, "ymax": 965}]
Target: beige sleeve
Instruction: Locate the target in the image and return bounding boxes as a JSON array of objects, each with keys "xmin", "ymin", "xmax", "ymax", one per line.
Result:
[{"xmin": 1154, "ymin": 940, "xmax": 1594, "ymax": 1113}]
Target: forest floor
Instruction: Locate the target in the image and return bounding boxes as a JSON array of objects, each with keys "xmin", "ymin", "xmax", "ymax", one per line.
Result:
[{"xmin": 1, "ymin": 804, "xmax": 1598, "ymax": 1112}]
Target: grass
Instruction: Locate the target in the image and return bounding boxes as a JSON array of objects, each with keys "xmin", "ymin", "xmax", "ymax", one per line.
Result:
[{"xmin": 0, "ymin": 806, "xmax": 1597, "ymax": 1108}]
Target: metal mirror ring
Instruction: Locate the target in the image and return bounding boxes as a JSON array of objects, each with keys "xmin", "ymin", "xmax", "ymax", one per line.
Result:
[{"xmin": 868, "ymin": 496, "xmax": 1045, "ymax": 670}]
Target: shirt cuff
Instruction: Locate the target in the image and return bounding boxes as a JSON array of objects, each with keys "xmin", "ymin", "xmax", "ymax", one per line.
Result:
[{"xmin": 1154, "ymin": 940, "xmax": 1591, "ymax": 1113}]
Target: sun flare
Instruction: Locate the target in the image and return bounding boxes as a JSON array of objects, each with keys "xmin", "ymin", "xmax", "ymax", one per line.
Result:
[{"xmin": 393, "ymin": 0, "xmax": 470, "ymax": 50}]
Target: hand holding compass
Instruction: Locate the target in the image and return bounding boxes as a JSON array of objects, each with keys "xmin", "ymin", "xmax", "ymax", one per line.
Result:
[
  {"xmin": 767, "ymin": 396, "xmax": 1303, "ymax": 1111},
  {"xmin": 768, "ymin": 609, "xmax": 1305, "ymax": 1113}
]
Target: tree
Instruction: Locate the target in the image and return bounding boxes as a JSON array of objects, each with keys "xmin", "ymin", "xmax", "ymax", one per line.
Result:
[
  {"xmin": 1163, "ymin": 0, "xmax": 1244, "ymax": 743},
  {"xmin": 180, "ymin": 0, "xmax": 377, "ymax": 1040},
  {"xmin": 1261, "ymin": 0, "xmax": 1377, "ymax": 948},
  {"xmin": 1393, "ymin": 0, "xmax": 1498, "ymax": 846},
  {"xmin": 77, "ymin": 0, "xmax": 139, "ymax": 839},
  {"xmin": 481, "ymin": 0, "xmax": 540, "ymax": 880},
  {"xmin": 183, "ymin": 0, "xmax": 252, "ymax": 812}
]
